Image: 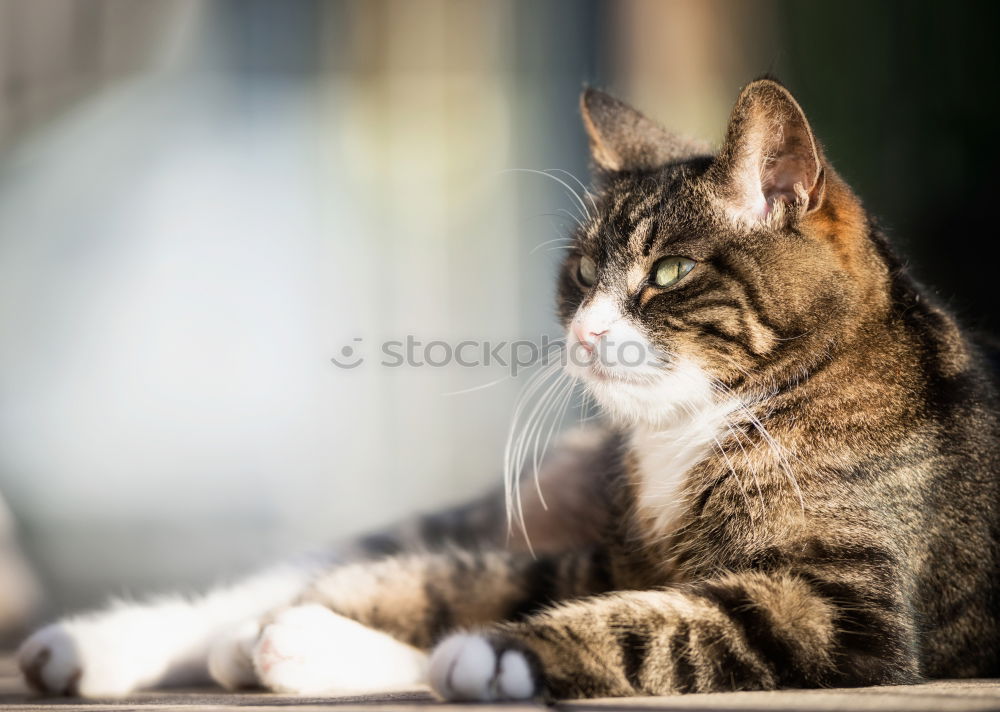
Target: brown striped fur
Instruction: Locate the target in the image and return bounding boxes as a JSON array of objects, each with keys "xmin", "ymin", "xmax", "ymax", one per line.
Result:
[{"xmin": 297, "ymin": 78, "xmax": 1000, "ymax": 699}]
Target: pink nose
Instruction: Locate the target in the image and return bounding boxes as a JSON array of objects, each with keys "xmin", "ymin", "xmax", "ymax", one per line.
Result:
[{"xmin": 573, "ymin": 322, "xmax": 609, "ymax": 353}]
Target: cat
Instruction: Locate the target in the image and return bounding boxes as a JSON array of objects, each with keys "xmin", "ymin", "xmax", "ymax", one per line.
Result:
[{"xmin": 17, "ymin": 78, "xmax": 1000, "ymax": 701}]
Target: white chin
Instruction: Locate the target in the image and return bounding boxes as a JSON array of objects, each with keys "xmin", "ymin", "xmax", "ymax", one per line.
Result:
[{"xmin": 575, "ymin": 358, "xmax": 717, "ymax": 426}]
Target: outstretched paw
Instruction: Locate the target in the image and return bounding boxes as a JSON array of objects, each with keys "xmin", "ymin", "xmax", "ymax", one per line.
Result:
[
  {"xmin": 429, "ymin": 633, "xmax": 539, "ymax": 702},
  {"xmin": 18, "ymin": 623, "xmax": 83, "ymax": 696},
  {"xmin": 17, "ymin": 618, "xmax": 152, "ymax": 698},
  {"xmin": 252, "ymin": 604, "xmax": 428, "ymax": 695}
]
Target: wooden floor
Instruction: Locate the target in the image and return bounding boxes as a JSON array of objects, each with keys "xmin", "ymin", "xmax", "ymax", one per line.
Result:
[{"xmin": 1, "ymin": 656, "xmax": 999, "ymax": 712}]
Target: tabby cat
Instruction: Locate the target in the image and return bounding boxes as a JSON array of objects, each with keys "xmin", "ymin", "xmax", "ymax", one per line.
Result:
[{"xmin": 18, "ymin": 79, "xmax": 1000, "ymax": 701}]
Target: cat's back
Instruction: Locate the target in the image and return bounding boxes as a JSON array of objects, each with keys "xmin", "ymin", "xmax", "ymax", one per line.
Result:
[{"xmin": 892, "ymin": 283, "xmax": 1000, "ymax": 677}]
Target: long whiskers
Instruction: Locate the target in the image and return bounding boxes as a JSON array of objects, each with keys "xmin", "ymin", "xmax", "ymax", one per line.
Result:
[
  {"xmin": 500, "ymin": 168, "xmax": 594, "ymax": 224},
  {"xmin": 503, "ymin": 350, "xmax": 584, "ymax": 555},
  {"xmin": 710, "ymin": 378, "xmax": 805, "ymax": 513},
  {"xmin": 503, "ymin": 361, "xmax": 560, "ymax": 534},
  {"xmin": 515, "ymin": 369, "xmax": 570, "ymax": 514},
  {"xmin": 529, "ymin": 236, "xmax": 576, "ymax": 255},
  {"xmin": 545, "ymin": 168, "xmax": 600, "ymax": 217}
]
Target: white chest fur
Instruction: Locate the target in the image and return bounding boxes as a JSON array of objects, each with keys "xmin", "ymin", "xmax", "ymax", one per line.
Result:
[{"xmin": 630, "ymin": 399, "xmax": 737, "ymax": 533}]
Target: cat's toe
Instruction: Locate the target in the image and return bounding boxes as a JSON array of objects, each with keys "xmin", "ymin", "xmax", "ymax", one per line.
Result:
[
  {"xmin": 429, "ymin": 633, "xmax": 539, "ymax": 702},
  {"xmin": 253, "ymin": 603, "xmax": 427, "ymax": 695},
  {"xmin": 18, "ymin": 624, "xmax": 83, "ymax": 695},
  {"xmin": 208, "ymin": 619, "xmax": 262, "ymax": 690}
]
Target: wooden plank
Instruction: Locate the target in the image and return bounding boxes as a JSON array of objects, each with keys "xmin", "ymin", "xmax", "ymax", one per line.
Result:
[{"xmin": 3, "ymin": 654, "xmax": 1000, "ymax": 711}]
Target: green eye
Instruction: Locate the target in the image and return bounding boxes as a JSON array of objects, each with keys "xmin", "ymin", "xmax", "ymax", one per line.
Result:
[
  {"xmin": 652, "ymin": 256, "xmax": 695, "ymax": 288},
  {"xmin": 578, "ymin": 256, "xmax": 597, "ymax": 287}
]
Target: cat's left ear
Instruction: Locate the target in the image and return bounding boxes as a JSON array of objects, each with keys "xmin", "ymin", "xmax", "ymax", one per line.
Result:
[
  {"xmin": 710, "ymin": 79, "xmax": 826, "ymax": 227},
  {"xmin": 580, "ymin": 88, "xmax": 709, "ymax": 173}
]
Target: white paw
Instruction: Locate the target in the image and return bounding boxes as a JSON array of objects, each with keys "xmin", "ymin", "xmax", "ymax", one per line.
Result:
[
  {"xmin": 429, "ymin": 633, "xmax": 537, "ymax": 702},
  {"xmin": 207, "ymin": 619, "xmax": 262, "ymax": 690},
  {"xmin": 18, "ymin": 620, "xmax": 144, "ymax": 697},
  {"xmin": 253, "ymin": 604, "xmax": 428, "ymax": 695},
  {"xmin": 18, "ymin": 623, "xmax": 83, "ymax": 695}
]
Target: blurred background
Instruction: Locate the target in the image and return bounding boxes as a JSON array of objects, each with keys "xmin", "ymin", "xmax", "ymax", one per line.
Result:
[{"xmin": 0, "ymin": 0, "xmax": 996, "ymax": 628}]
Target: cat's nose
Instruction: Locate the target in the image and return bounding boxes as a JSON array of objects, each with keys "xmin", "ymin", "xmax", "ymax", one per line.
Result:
[{"xmin": 573, "ymin": 321, "xmax": 609, "ymax": 353}]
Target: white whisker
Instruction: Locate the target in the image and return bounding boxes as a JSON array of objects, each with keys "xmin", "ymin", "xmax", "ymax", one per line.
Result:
[
  {"xmin": 711, "ymin": 379, "xmax": 805, "ymax": 513},
  {"xmin": 517, "ymin": 370, "xmax": 568, "ymax": 516},
  {"xmin": 545, "ymin": 168, "xmax": 600, "ymax": 217},
  {"xmin": 501, "ymin": 168, "xmax": 592, "ymax": 222},
  {"xmin": 531, "ymin": 374, "xmax": 578, "ymax": 509},
  {"xmin": 503, "ymin": 361, "xmax": 561, "ymax": 541},
  {"xmin": 530, "ymin": 236, "xmax": 576, "ymax": 256},
  {"xmin": 441, "ymin": 375, "xmax": 512, "ymax": 396}
]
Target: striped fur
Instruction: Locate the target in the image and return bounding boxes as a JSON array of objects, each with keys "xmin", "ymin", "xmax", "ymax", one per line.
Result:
[
  {"xmin": 292, "ymin": 79, "xmax": 1000, "ymax": 699},
  {"xmin": 19, "ymin": 78, "xmax": 1000, "ymax": 701}
]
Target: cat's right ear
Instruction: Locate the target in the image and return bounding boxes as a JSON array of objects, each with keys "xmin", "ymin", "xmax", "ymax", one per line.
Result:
[
  {"xmin": 709, "ymin": 79, "xmax": 826, "ymax": 228},
  {"xmin": 580, "ymin": 88, "xmax": 708, "ymax": 174}
]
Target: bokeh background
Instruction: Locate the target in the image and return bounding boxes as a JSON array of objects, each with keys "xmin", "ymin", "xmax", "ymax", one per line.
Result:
[{"xmin": 0, "ymin": 0, "xmax": 996, "ymax": 624}]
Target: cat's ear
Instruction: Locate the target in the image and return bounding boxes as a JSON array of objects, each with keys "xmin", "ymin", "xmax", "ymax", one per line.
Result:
[
  {"xmin": 710, "ymin": 78, "xmax": 825, "ymax": 227},
  {"xmin": 580, "ymin": 88, "xmax": 708, "ymax": 173}
]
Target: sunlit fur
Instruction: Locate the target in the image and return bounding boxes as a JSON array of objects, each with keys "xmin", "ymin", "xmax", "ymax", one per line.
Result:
[{"xmin": 18, "ymin": 79, "xmax": 1000, "ymax": 702}]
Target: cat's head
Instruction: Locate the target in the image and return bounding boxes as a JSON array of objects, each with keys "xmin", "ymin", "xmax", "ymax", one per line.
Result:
[{"xmin": 558, "ymin": 79, "xmax": 888, "ymax": 425}]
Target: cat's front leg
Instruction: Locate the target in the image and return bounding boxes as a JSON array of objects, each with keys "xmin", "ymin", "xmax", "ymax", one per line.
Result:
[
  {"xmin": 17, "ymin": 564, "xmax": 313, "ymax": 697},
  {"xmin": 208, "ymin": 603, "xmax": 429, "ymax": 695},
  {"xmin": 430, "ymin": 568, "xmax": 918, "ymax": 701},
  {"xmin": 214, "ymin": 548, "xmax": 613, "ymax": 695}
]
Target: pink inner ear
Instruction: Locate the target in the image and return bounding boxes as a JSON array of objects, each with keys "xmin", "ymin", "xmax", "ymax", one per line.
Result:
[
  {"xmin": 761, "ymin": 154, "xmax": 813, "ymax": 217},
  {"xmin": 744, "ymin": 151, "xmax": 814, "ymax": 223},
  {"xmin": 718, "ymin": 83, "xmax": 821, "ymax": 225}
]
